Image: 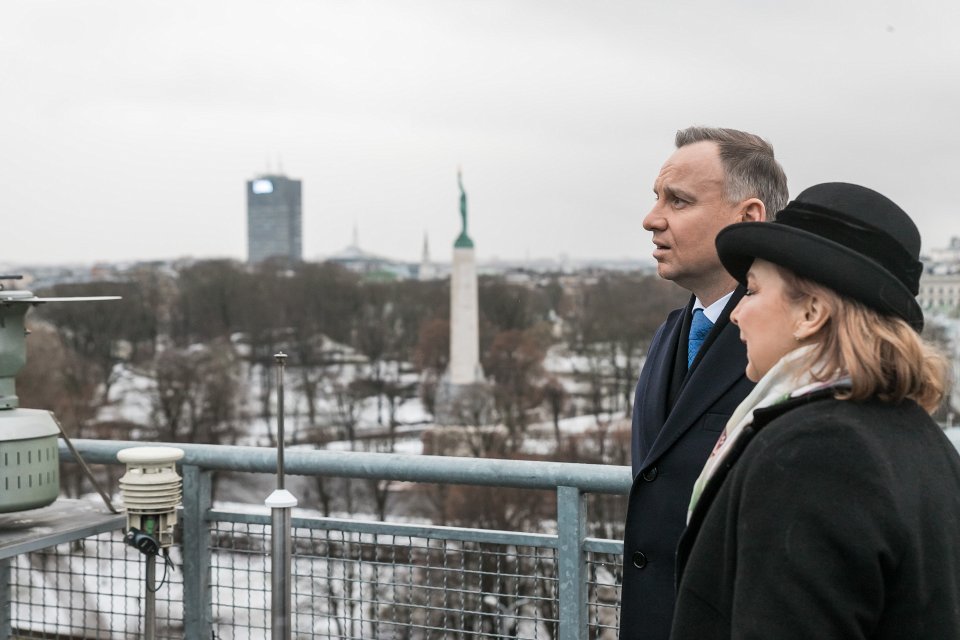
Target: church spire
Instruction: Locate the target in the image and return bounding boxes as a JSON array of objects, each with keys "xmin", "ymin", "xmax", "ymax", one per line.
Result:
[{"xmin": 419, "ymin": 231, "xmax": 436, "ymax": 281}]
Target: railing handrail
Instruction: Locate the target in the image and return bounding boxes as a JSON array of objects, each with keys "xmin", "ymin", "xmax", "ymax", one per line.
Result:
[{"xmin": 60, "ymin": 439, "xmax": 633, "ymax": 494}]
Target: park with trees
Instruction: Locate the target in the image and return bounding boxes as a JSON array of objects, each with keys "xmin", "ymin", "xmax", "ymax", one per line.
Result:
[{"xmin": 17, "ymin": 259, "xmax": 687, "ymax": 535}]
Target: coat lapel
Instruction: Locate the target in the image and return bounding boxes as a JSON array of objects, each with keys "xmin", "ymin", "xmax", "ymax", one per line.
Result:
[
  {"xmin": 640, "ymin": 290, "xmax": 748, "ymax": 468},
  {"xmin": 636, "ymin": 306, "xmax": 686, "ymax": 456}
]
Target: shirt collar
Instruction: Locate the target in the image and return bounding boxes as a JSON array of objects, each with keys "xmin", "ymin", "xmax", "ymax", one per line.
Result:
[{"xmin": 693, "ymin": 290, "xmax": 734, "ymax": 324}]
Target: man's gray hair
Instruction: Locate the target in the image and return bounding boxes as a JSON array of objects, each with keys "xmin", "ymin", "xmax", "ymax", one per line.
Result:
[{"xmin": 676, "ymin": 126, "xmax": 788, "ymax": 219}]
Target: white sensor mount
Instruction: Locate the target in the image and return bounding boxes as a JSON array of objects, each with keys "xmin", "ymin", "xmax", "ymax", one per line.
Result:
[{"xmin": 117, "ymin": 446, "xmax": 185, "ymax": 552}]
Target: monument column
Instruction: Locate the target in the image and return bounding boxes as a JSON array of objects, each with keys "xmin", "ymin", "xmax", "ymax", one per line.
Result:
[
  {"xmin": 449, "ymin": 171, "xmax": 482, "ymax": 384},
  {"xmin": 434, "ymin": 170, "xmax": 487, "ymax": 426}
]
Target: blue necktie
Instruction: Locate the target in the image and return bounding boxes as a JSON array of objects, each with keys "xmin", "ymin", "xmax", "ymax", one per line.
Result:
[{"xmin": 688, "ymin": 308, "xmax": 714, "ymax": 368}]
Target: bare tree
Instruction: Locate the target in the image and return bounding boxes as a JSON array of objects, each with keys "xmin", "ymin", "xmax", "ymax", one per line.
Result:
[
  {"xmin": 151, "ymin": 339, "xmax": 243, "ymax": 444},
  {"xmin": 17, "ymin": 322, "xmax": 101, "ymax": 499},
  {"xmin": 170, "ymin": 259, "xmax": 251, "ymax": 344},
  {"xmin": 483, "ymin": 326, "xmax": 550, "ymax": 452},
  {"xmin": 413, "ymin": 317, "xmax": 450, "ymax": 417},
  {"xmin": 35, "ymin": 281, "xmax": 158, "ymax": 403},
  {"xmin": 542, "ymin": 376, "xmax": 569, "ymax": 448},
  {"xmin": 566, "ymin": 273, "xmax": 686, "ymax": 417}
]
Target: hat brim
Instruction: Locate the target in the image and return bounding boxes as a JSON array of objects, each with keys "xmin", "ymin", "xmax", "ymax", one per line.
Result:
[{"xmin": 716, "ymin": 222, "xmax": 924, "ymax": 331}]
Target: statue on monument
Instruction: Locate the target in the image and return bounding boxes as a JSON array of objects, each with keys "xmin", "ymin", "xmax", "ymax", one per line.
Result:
[
  {"xmin": 434, "ymin": 166, "xmax": 488, "ymax": 427},
  {"xmin": 455, "ymin": 169, "xmax": 473, "ymax": 248},
  {"xmin": 459, "ymin": 170, "xmax": 467, "ymax": 233}
]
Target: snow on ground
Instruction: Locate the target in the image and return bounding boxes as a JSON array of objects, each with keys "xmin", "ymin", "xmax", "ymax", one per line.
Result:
[
  {"xmin": 90, "ymin": 351, "xmax": 638, "ymax": 485},
  {"xmin": 97, "ymin": 364, "xmax": 156, "ymax": 426},
  {"xmin": 543, "ymin": 344, "xmax": 590, "ymax": 377},
  {"xmin": 543, "ymin": 343, "xmax": 645, "ymax": 382},
  {"xmin": 98, "ymin": 354, "xmax": 630, "ymax": 456}
]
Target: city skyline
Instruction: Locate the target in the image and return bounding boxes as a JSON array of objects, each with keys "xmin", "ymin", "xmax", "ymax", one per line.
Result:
[{"xmin": 3, "ymin": 1, "xmax": 959, "ymax": 267}]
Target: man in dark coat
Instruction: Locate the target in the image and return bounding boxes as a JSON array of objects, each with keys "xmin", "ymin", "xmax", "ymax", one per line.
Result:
[{"xmin": 618, "ymin": 127, "xmax": 788, "ymax": 640}]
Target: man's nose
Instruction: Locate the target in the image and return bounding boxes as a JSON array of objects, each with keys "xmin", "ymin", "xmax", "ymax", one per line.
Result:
[{"xmin": 642, "ymin": 203, "xmax": 665, "ymax": 232}]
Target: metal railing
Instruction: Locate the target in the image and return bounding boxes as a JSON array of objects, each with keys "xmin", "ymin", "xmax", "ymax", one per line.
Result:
[{"xmin": 1, "ymin": 440, "xmax": 632, "ymax": 639}]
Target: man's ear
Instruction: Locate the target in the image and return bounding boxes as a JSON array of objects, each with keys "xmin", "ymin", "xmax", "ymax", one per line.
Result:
[
  {"xmin": 795, "ymin": 294, "xmax": 830, "ymax": 341},
  {"xmin": 740, "ymin": 198, "xmax": 766, "ymax": 223}
]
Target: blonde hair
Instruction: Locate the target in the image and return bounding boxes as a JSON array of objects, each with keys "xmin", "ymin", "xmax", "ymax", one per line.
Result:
[{"xmin": 778, "ymin": 267, "xmax": 948, "ymax": 413}]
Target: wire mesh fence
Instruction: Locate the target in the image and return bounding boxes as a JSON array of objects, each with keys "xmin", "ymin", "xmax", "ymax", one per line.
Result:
[
  {"xmin": 208, "ymin": 514, "xmax": 624, "ymax": 640},
  {"xmin": 584, "ymin": 541, "xmax": 622, "ymax": 640},
  {"xmin": 3, "ymin": 442, "xmax": 632, "ymax": 639},
  {"xmin": 3, "ymin": 513, "xmax": 623, "ymax": 639},
  {"xmin": 4, "ymin": 531, "xmax": 184, "ymax": 639}
]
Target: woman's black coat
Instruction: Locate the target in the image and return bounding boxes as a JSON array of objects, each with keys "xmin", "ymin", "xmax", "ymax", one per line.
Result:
[{"xmin": 671, "ymin": 392, "xmax": 960, "ymax": 640}]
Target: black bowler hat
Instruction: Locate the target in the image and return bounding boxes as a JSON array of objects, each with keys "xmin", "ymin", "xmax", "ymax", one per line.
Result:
[{"xmin": 716, "ymin": 182, "xmax": 924, "ymax": 331}]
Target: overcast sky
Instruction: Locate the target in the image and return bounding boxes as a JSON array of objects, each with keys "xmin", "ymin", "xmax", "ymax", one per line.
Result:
[{"xmin": 3, "ymin": 0, "xmax": 959, "ymax": 267}]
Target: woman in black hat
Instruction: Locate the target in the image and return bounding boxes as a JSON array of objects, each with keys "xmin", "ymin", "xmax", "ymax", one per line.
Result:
[{"xmin": 670, "ymin": 182, "xmax": 960, "ymax": 639}]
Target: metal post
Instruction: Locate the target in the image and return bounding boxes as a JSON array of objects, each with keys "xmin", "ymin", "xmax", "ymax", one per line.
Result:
[
  {"xmin": 181, "ymin": 465, "xmax": 213, "ymax": 640},
  {"xmin": 145, "ymin": 554, "xmax": 156, "ymax": 640},
  {"xmin": 0, "ymin": 559, "xmax": 10, "ymax": 640},
  {"xmin": 269, "ymin": 497, "xmax": 294, "ymax": 637},
  {"xmin": 266, "ymin": 352, "xmax": 296, "ymax": 640},
  {"xmin": 276, "ymin": 352, "xmax": 286, "ymax": 491},
  {"xmin": 557, "ymin": 485, "xmax": 587, "ymax": 640}
]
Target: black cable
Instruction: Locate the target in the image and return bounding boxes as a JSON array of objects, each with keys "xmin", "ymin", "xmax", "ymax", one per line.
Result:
[{"xmin": 147, "ymin": 548, "xmax": 176, "ymax": 593}]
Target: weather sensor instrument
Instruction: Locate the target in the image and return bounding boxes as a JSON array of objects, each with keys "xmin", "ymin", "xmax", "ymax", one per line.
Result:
[{"xmin": 0, "ymin": 275, "xmax": 119, "ymax": 513}]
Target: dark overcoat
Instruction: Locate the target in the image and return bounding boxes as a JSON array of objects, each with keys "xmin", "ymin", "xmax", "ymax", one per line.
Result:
[
  {"xmin": 672, "ymin": 392, "xmax": 960, "ymax": 640},
  {"xmin": 620, "ymin": 291, "xmax": 754, "ymax": 640}
]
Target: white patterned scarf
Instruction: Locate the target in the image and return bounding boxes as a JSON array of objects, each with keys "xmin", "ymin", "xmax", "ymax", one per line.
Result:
[{"xmin": 687, "ymin": 346, "xmax": 848, "ymax": 522}]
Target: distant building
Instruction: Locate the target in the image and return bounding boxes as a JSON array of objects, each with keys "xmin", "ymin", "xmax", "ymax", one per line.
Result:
[
  {"xmin": 926, "ymin": 237, "xmax": 960, "ymax": 266},
  {"xmin": 326, "ymin": 225, "xmax": 417, "ymax": 280},
  {"xmin": 919, "ymin": 272, "xmax": 960, "ymax": 312},
  {"xmin": 326, "ymin": 244, "xmax": 414, "ymax": 280},
  {"xmin": 247, "ymin": 174, "xmax": 302, "ymax": 264},
  {"xmin": 919, "ymin": 236, "xmax": 960, "ymax": 315}
]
